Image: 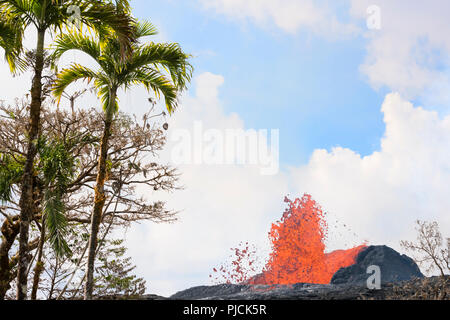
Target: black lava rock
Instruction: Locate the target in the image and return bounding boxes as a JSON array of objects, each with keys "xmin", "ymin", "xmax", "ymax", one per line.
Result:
[
  {"xmin": 171, "ymin": 284, "xmax": 248, "ymax": 300},
  {"xmin": 330, "ymin": 245, "xmax": 424, "ymax": 285},
  {"xmin": 169, "ymin": 276, "xmax": 448, "ymax": 300}
]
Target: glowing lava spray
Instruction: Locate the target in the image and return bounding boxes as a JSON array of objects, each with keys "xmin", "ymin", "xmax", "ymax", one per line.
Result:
[{"xmin": 212, "ymin": 194, "xmax": 367, "ymax": 285}]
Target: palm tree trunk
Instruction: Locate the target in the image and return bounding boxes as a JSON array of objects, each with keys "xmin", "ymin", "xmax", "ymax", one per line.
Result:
[
  {"xmin": 16, "ymin": 28, "xmax": 46, "ymax": 300},
  {"xmin": 84, "ymin": 89, "xmax": 117, "ymax": 300},
  {"xmin": 31, "ymin": 216, "xmax": 46, "ymax": 300}
]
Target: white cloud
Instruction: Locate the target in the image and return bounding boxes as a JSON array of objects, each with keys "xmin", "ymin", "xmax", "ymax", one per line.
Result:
[
  {"xmin": 199, "ymin": 0, "xmax": 359, "ymax": 37},
  {"xmin": 349, "ymin": 0, "xmax": 450, "ymax": 106},
  {"xmin": 290, "ymin": 93, "xmax": 450, "ymax": 251},
  {"xmin": 124, "ymin": 74, "xmax": 450, "ymax": 296}
]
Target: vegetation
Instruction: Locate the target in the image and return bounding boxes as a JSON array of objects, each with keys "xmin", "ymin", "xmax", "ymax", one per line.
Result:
[
  {"xmin": 385, "ymin": 276, "xmax": 449, "ymax": 300},
  {"xmin": 0, "ymin": 1, "xmax": 192, "ymax": 300},
  {"xmin": 401, "ymin": 220, "xmax": 449, "ymax": 277},
  {"xmin": 0, "ymin": 0, "xmax": 137, "ymax": 300},
  {"xmin": 51, "ymin": 20, "xmax": 192, "ymax": 299},
  {"xmin": 0, "ymin": 96, "xmax": 181, "ymax": 299},
  {"xmin": 94, "ymin": 239, "xmax": 147, "ymax": 298}
]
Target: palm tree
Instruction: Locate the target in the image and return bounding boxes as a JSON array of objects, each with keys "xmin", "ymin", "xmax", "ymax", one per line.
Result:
[
  {"xmin": 0, "ymin": 0, "xmax": 136, "ymax": 300},
  {"xmin": 52, "ymin": 21, "xmax": 193, "ymax": 299},
  {"xmin": 0, "ymin": 12, "xmax": 23, "ymax": 70}
]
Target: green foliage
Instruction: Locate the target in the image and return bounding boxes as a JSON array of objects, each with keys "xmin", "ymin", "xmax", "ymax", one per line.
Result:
[
  {"xmin": 0, "ymin": 0, "xmax": 136, "ymax": 73},
  {"xmin": 0, "ymin": 122, "xmax": 79, "ymax": 256},
  {"xmin": 38, "ymin": 137, "xmax": 77, "ymax": 189},
  {"xmin": 0, "ymin": 153, "xmax": 23, "ymax": 203},
  {"xmin": 43, "ymin": 189, "xmax": 71, "ymax": 257},
  {"xmin": 0, "ymin": 11, "xmax": 24, "ymax": 72},
  {"xmin": 135, "ymin": 20, "xmax": 158, "ymax": 38},
  {"xmin": 52, "ymin": 20, "xmax": 193, "ymax": 116},
  {"xmin": 38, "ymin": 137, "xmax": 77, "ymax": 257},
  {"xmin": 95, "ymin": 239, "xmax": 146, "ymax": 297}
]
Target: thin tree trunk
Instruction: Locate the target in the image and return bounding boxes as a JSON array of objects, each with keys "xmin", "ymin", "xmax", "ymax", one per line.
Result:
[
  {"xmin": 84, "ymin": 89, "xmax": 117, "ymax": 300},
  {"xmin": 48, "ymin": 258, "xmax": 59, "ymax": 300},
  {"xmin": 31, "ymin": 217, "xmax": 46, "ymax": 300},
  {"xmin": 16, "ymin": 28, "xmax": 46, "ymax": 300},
  {"xmin": 0, "ymin": 218, "xmax": 20, "ymax": 300},
  {"xmin": 56, "ymin": 241, "xmax": 88, "ymax": 300},
  {"xmin": 70, "ymin": 190, "xmax": 120, "ymax": 299},
  {"xmin": 58, "ymin": 179, "xmax": 122, "ymax": 300}
]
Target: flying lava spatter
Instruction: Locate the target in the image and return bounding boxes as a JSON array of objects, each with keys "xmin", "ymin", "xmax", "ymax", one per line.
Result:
[{"xmin": 211, "ymin": 194, "xmax": 367, "ymax": 285}]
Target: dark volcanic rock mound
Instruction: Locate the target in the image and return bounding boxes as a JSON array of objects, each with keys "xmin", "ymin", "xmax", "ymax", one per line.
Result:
[{"xmin": 330, "ymin": 245, "xmax": 424, "ymax": 285}]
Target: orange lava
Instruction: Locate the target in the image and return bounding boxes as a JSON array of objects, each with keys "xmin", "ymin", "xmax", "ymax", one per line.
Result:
[
  {"xmin": 210, "ymin": 242, "xmax": 259, "ymax": 284},
  {"xmin": 212, "ymin": 194, "xmax": 367, "ymax": 285}
]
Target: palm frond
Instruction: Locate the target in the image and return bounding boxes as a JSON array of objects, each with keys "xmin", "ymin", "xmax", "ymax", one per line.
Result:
[
  {"xmin": 44, "ymin": 189, "xmax": 72, "ymax": 257},
  {"xmin": 38, "ymin": 136, "xmax": 77, "ymax": 257},
  {"xmin": 52, "ymin": 31, "xmax": 103, "ymax": 66},
  {"xmin": 0, "ymin": 0, "xmax": 37, "ymax": 29},
  {"xmin": 128, "ymin": 68, "xmax": 179, "ymax": 113},
  {"xmin": 52, "ymin": 17, "xmax": 193, "ymax": 115},
  {"xmin": 0, "ymin": 10, "xmax": 26, "ymax": 73},
  {"xmin": 125, "ymin": 42, "xmax": 193, "ymax": 91},
  {"xmin": 53, "ymin": 63, "xmax": 99, "ymax": 102},
  {"xmin": 136, "ymin": 20, "xmax": 158, "ymax": 38},
  {"xmin": 76, "ymin": 0, "xmax": 137, "ymax": 58}
]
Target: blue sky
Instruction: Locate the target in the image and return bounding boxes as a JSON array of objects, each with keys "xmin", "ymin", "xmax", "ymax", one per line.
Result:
[{"xmin": 133, "ymin": 0, "xmax": 386, "ymax": 166}]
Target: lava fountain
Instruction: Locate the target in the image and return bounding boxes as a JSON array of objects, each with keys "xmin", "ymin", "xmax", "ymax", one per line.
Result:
[{"xmin": 211, "ymin": 194, "xmax": 367, "ymax": 285}]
